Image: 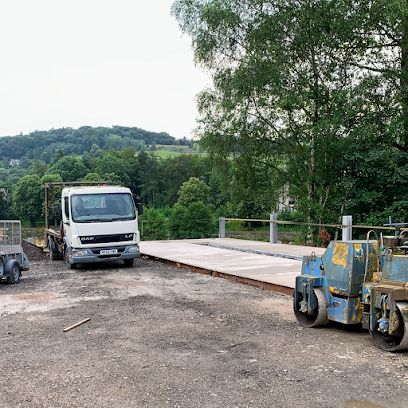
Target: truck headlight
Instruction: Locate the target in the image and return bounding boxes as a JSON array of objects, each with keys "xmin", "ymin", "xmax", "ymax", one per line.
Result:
[
  {"xmin": 128, "ymin": 246, "xmax": 138, "ymax": 253},
  {"xmin": 72, "ymin": 249, "xmax": 89, "ymax": 257}
]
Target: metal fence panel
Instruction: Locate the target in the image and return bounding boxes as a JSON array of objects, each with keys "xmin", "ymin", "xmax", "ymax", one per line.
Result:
[{"xmin": 0, "ymin": 220, "xmax": 22, "ymax": 255}]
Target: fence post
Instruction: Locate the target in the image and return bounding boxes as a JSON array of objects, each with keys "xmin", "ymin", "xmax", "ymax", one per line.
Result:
[
  {"xmin": 270, "ymin": 212, "xmax": 278, "ymax": 244},
  {"xmin": 219, "ymin": 217, "xmax": 226, "ymax": 238},
  {"xmin": 342, "ymin": 215, "xmax": 353, "ymax": 241}
]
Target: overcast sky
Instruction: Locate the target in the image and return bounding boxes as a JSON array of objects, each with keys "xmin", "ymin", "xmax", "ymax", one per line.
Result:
[{"xmin": 0, "ymin": 0, "xmax": 211, "ymax": 139}]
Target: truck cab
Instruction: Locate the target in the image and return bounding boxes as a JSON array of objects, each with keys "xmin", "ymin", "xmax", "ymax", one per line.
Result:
[{"xmin": 58, "ymin": 185, "xmax": 140, "ymax": 268}]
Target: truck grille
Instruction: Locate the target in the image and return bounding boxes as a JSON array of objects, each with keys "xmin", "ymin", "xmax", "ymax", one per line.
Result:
[
  {"xmin": 91, "ymin": 247, "xmax": 126, "ymax": 256},
  {"xmin": 79, "ymin": 234, "xmax": 133, "ymax": 244}
]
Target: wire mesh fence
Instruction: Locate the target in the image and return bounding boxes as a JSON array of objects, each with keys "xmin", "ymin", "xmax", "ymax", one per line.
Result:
[{"xmin": 0, "ymin": 220, "xmax": 22, "ymax": 254}]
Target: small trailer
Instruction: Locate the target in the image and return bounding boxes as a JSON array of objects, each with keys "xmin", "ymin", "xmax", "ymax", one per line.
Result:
[{"xmin": 0, "ymin": 220, "xmax": 30, "ymax": 284}]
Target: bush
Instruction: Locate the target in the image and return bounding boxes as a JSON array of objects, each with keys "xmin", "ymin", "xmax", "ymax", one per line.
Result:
[
  {"xmin": 140, "ymin": 208, "xmax": 169, "ymax": 240},
  {"xmin": 169, "ymin": 202, "xmax": 216, "ymax": 239}
]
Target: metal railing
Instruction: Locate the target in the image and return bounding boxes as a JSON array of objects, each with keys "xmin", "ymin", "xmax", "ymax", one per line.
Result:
[{"xmin": 219, "ymin": 215, "xmax": 404, "ymax": 244}]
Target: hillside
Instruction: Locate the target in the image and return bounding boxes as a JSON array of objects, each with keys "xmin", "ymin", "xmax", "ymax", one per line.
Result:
[{"xmin": 0, "ymin": 126, "xmax": 192, "ymax": 163}]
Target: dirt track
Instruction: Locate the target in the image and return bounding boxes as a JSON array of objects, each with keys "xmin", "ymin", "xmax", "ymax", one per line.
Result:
[{"xmin": 1, "ymin": 252, "xmax": 408, "ymax": 408}]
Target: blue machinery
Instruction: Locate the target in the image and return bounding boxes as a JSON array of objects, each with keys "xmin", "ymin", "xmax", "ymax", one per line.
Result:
[{"xmin": 294, "ymin": 226, "xmax": 408, "ymax": 351}]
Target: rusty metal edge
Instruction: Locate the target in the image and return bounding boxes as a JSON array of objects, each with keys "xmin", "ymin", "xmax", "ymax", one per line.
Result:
[{"xmin": 141, "ymin": 254, "xmax": 293, "ymax": 296}]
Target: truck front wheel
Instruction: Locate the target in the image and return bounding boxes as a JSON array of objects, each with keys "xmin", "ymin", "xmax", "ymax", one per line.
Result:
[{"xmin": 123, "ymin": 259, "xmax": 134, "ymax": 267}]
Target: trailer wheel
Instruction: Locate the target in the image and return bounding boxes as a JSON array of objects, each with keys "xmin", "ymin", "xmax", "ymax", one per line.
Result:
[
  {"xmin": 6, "ymin": 260, "xmax": 21, "ymax": 284},
  {"xmin": 0, "ymin": 258, "xmax": 4, "ymax": 279}
]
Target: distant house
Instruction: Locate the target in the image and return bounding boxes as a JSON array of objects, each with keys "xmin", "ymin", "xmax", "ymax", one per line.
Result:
[
  {"xmin": 9, "ymin": 159, "xmax": 20, "ymax": 166},
  {"xmin": 277, "ymin": 185, "xmax": 295, "ymax": 212}
]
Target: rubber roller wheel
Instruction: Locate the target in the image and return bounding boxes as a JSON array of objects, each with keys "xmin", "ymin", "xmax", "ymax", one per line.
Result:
[
  {"xmin": 294, "ymin": 288, "xmax": 329, "ymax": 328},
  {"xmin": 370, "ymin": 302, "xmax": 408, "ymax": 352}
]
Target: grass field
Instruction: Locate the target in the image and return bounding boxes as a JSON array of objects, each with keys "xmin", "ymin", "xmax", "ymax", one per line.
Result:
[{"xmin": 149, "ymin": 144, "xmax": 200, "ymax": 158}]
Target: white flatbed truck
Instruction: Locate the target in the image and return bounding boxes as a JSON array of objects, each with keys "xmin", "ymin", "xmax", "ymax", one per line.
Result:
[
  {"xmin": 0, "ymin": 220, "xmax": 29, "ymax": 284},
  {"xmin": 45, "ymin": 183, "xmax": 142, "ymax": 269}
]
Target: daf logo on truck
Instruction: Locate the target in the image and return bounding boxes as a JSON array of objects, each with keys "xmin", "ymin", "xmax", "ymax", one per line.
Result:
[{"xmin": 44, "ymin": 183, "xmax": 143, "ymax": 269}]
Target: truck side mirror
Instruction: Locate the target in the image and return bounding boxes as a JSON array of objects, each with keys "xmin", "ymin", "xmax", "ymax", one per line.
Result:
[{"xmin": 134, "ymin": 195, "xmax": 144, "ymax": 215}]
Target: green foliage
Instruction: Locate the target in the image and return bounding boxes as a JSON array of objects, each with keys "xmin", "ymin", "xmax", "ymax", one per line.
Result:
[
  {"xmin": 95, "ymin": 153, "xmax": 129, "ymax": 185},
  {"xmin": 12, "ymin": 175, "xmax": 43, "ymax": 226},
  {"xmin": 168, "ymin": 203, "xmax": 216, "ymax": 239},
  {"xmin": 172, "ymin": 0, "xmax": 408, "ymax": 236},
  {"xmin": 185, "ymin": 202, "xmax": 216, "ymax": 238},
  {"xmin": 141, "ymin": 208, "xmax": 169, "ymax": 240},
  {"xmin": 49, "ymin": 156, "xmax": 88, "ymax": 181},
  {"xmin": 0, "ymin": 188, "xmax": 11, "ymax": 219},
  {"xmin": 0, "ymin": 126, "xmax": 180, "ymax": 163},
  {"xmin": 28, "ymin": 160, "xmax": 48, "ymax": 177},
  {"xmin": 84, "ymin": 173, "xmax": 102, "ymax": 182},
  {"xmin": 41, "ymin": 173, "xmax": 63, "ymax": 225},
  {"xmin": 168, "ymin": 204, "xmax": 190, "ymax": 239},
  {"xmin": 177, "ymin": 177, "xmax": 210, "ymax": 206}
]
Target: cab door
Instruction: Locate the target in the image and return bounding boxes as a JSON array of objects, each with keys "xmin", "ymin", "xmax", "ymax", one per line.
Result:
[{"xmin": 61, "ymin": 196, "xmax": 72, "ymax": 244}]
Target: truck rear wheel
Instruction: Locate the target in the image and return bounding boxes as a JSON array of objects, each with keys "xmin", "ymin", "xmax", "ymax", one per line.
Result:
[
  {"xmin": 6, "ymin": 260, "xmax": 21, "ymax": 284},
  {"xmin": 48, "ymin": 237, "xmax": 61, "ymax": 261}
]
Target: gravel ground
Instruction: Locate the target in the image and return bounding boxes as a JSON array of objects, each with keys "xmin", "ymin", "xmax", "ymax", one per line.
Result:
[{"xmin": 1, "ymin": 251, "xmax": 408, "ymax": 408}]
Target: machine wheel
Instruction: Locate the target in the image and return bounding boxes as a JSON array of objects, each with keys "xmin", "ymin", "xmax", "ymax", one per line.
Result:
[
  {"xmin": 294, "ymin": 288, "xmax": 329, "ymax": 328},
  {"xmin": 123, "ymin": 258, "xmax": 134, "ymax": 267},
  {"xmin": 6, "ymin": 260, "xmax": 21, "ymax": 284},
  {"xmin": 370, "ymin": 302, "xmax": 408, "ymax": 352}
]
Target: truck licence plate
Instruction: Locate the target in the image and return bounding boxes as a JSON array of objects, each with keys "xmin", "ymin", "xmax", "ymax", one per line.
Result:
[{"xmin": 100, "ymin": 249, "xmax": 118, "ymax": 255}]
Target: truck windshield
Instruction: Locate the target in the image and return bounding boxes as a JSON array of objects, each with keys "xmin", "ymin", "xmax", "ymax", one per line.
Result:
[{"xmin": 71, "ymin": 193, "xmax": 136, "ymax": 223}]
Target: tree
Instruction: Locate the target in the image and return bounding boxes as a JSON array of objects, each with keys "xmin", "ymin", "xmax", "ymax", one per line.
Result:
[
  {"xmin": 50, "ymin": 156, "xmax": 88, "ymax": 181},
  {"xmin": 168, "ymin": 204, "xmax": 190, "ymax": 239},
  {"xmin": 0, "ymin": 187, "xmax": 10, "ymax": 219},
  {"xmin": 136, "ymin": 152, "xmax": 161, "ymax": 207},
  {"xmin": 185, "ymin": 202, "xmax": 215, "ymax": 238},
  {"xmin": 29, "ymin": 160, "xmax": 48, "ymax": 178},
  {"xmin": 172, "ymin": 0, "xmax": 408, "ymax": 232},
  {"xmin": 84, "ymin": 172, "xmax": 102, "ymax": 182},
  {"xmin": 140, "ymin": 208, "xmax": 169, "ymax": 240},
  {"xmin": 41, "ymin": 173, "xmax": 63, "ymax": 226},
  {"xmin": 12, "ymin": 175, "xmax": 43, "ymax": 226},
  {"xmin": 177, "ymin": 177, "xmax": 210, "ymax": 207},
  {"xmin": 95, "ymin": 153, "xmax": 129, "ymax": 186}
]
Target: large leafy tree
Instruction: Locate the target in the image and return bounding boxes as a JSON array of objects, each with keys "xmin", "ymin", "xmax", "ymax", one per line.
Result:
[
  {"xmin": 172, "ymin": 0, "xmax": 408, "ymax": 228},
  {"xmin": 50, "ymin": 156, "xmax": 88, "ymax": 181},
  {"xmin": 177, "ymin": 177, "xmax": 210, "ymax": 206},
  {"xmin": 13, "ymin": 175, "xmax": 43, "ymax": 226}
]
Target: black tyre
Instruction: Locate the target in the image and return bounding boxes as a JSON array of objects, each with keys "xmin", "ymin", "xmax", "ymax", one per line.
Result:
[
  {"xmin": 6, "ymin": 260, "xmax": 21, "ymax": 284},
  {"xmin": 0, "ymin": 258, "xmax": 4, "ymax": 279},
  {"xmin": 66, "ymin": 260, "xmax": 77, "ymax": 269},
  {"xmin": 123, "ymin": 258, "xmax": 135, "ymax": 267},
  {"xmin": 49, "ymin": 238, "xmax": 60, "ymax": 261}
]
